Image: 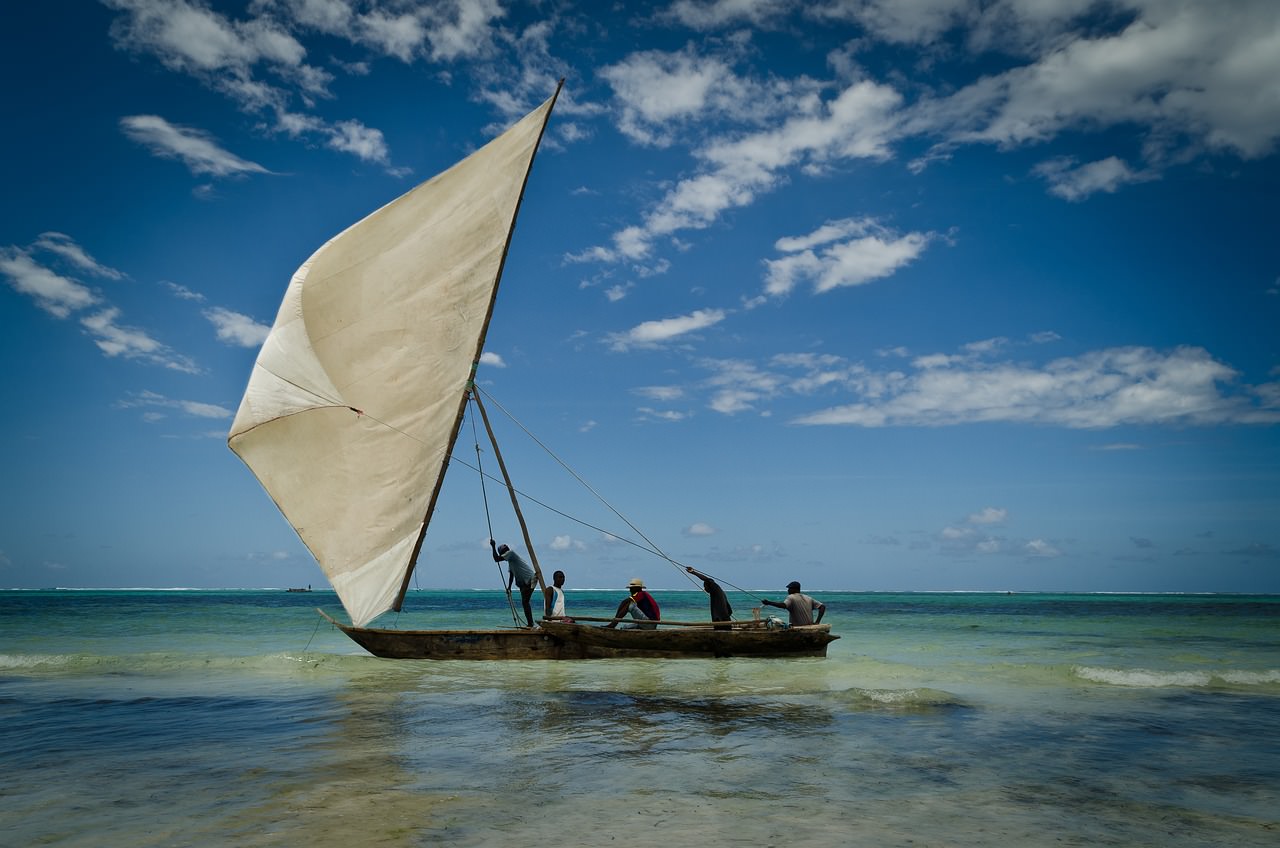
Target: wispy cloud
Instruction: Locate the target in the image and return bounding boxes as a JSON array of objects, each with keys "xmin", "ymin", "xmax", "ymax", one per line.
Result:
[
  {"xmin": 671, "ymin": 341, "xmax": 1280, "ymax": 427},
  {"xmin": 120, "ymin": 115, "xmax": 270, "ymax": 177},
  {"xmin": 608, "ymin": 308, "xmax": 727, "ymax": 351},
  {"xmin": 1034, "ymin": 156, "xmax": 1154, "ymax": 202},
  {"xmin": 2, "ymin": 235, "xmax": 199, "ymax": 372},
  {"xmin": 33, "ymin": 232, "xmax": 125, "ymax": 280},
  {"xmin": 0, "ymin": 247, "xmax": 99, "ymax": 317},
  {"xmin": 118, "ymin": 390, "xmax": 233, "ymax": 420},
  {"xmin": 792, "ymin": 345, "xmax": 1280, "ymax": 428}
]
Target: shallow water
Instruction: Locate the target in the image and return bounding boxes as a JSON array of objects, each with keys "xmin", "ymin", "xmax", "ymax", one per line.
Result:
[{"xmin": 1, "ymin": 590, "xmax": 1277, "ymax": 846}]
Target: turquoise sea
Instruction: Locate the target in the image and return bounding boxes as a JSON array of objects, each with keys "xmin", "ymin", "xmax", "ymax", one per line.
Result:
[{"xmin": 1, "ymin": 589, "xmax": 1277, "ymax": 847}]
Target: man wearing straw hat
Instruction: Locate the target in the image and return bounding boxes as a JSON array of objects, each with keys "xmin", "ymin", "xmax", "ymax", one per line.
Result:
[{"xmin": 605, "ymin": 577, "xmax": 660, "ymax": 629}]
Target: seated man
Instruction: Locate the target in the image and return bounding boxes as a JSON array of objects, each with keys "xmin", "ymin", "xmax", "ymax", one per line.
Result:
[
  {"xmin": 761, "ymin": 580, "xmax": 825, "ymax": 626},
  {"xmin": 606, "ymin": 578, "xmax": 660, "ymax": 629}
]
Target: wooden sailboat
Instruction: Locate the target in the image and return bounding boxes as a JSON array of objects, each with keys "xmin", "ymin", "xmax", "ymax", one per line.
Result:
[{"xmin": 229, "ymin": 81, "xmax": 837, "ymax": 660}]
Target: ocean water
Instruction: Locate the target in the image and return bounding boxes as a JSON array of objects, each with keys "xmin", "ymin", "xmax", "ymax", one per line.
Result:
[{"xmin": 1, "ymin": 589, "xmax": 1277, "ymax": 847}]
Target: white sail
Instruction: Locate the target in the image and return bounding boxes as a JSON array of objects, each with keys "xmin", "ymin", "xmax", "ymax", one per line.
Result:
[{"xmin": 229, "ymin": 89, "xmax": 559, "ymax": 627}]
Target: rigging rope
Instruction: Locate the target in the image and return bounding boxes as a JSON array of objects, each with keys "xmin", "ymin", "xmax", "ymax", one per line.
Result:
[
  {"xmin": 468, "ymin": 390, "xmax": 520, "ymax": 625},
  {"xmin": 475, "ymin": 386, "xmax": 697, "ymax": 587}
]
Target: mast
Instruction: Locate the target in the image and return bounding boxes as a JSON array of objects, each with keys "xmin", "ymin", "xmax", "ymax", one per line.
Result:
[
  {"xmin": 471, "ymin": 387, "xmax": 547, "ymax": 593},
  {"xmin": 391, "ymin": 79, "xmax": 564, "ymax": 612}
]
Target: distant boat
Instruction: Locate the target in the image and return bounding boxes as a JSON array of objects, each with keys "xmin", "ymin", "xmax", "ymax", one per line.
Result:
[
  {"xmin": 229, "ymin": 81, "xmax": 836, "ymax": 661},
  {"xmin": 286, "ymin": 587, "xmax": 311, "ymax": 593}
]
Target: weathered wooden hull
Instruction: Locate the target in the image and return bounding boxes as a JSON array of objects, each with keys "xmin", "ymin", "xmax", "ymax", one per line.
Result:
[
  {"xmin": 538, "ymin": 620, "xmax": 838, "ymax": 659},
  {"xmin": 320, "ymin": 611, "xmax": 837, "ymax": 660},
  {"xmin": 319, "ymin": 610, "xmax": 591, "ymax": 659}
]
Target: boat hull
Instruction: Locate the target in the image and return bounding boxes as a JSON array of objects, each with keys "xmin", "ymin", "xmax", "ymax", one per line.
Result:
[
  {"xmin": 320, "ymin": 612, "xmax": 838, "ymax": 660},
  {"xmin": 538, "ymin": 619, "xmax": 838, "ymax": 659},
  {"xmin": 319, "ymin": 611, "xmax": 590, "ymax": 659}
]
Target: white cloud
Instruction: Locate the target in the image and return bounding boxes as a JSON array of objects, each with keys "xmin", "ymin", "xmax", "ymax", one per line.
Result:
[
  {"xmin": 204, "ymin": 307, "xmax": 270, "ymax": 347},
  {"xmin": 33, "ymin": 232, "xmax": 125, "ymax": 280},
  {"xmin": 0, "ymin": 247, "xmax": 99, "ymax": 318},
  {"xmin": 326, "ymin": 119, "xmax": 391, "ymax": 165},
  {"xmin": 637, "ymin": 407, "xmax": 689, "ymax": 422},
  {"xmin": 663, "ymin": 0, "xmax": 793, "ymax": 30},
  {"xmin": 81, "ymin": 308, "xmax": 200, "ymax": 373},
  {"xmin": 164, "ymin": 281, "xmax": 205, "ymax": 301},
  {"xmin": 609, "ymin": 308, "xmax": 727, "ymax": 351},
  {"xmin": 968, "ymin": 507, "xmax": 1008, "ymax": 525},
  {"xmin": 119, "ymin": 390, "xmax": 233, "ymax": 419},
  {"xmin": 1024, "ymin": 539, "xmax": 1063, "ymax": 558},
  {"xmin": 665, "ymin": 342, "xmax": 1280, "ymax": 427},
  {"xmin": 764, "ymin": 217, "xmax": 932, "ymax": 296},
  {"xmin": 2, "ymin": 237, "xmax": 205, "ymax": 372},
  {"xmin": 702, "ymin": 357, "xmax": 789, "ymax": 414},
  {"xmin": 1035, "ymin": 156, "xmax": 1153, "ymax": 202},
  {"xmin": 120, "ymin": 115, "xmax": 270, "ymax": 177},
  {"xmin": 793, "ymin": 345, "xmax": 1280, "ymax": 428},
  {"xmin": 684, "ymin": 522, "xmax": 717, "ymax": 536},
  {"xmin": 600, "ymin": 46, "xmax": 804, "ymax": 147},
  {"xmin": 635, "ymin": 385, "xmax": 685, "ymax": 402},
  {"xmin": 908, "ymin": 1, "xmax": 1280, "ymax": 163},
  {"xmin": 549, "ymin": 534, "xmax": 586, "ymax": 552},
  {"xmin": 582, "ymin": 78, "xmax": 902, "ymax": 264},
  {"xmin": 479, "ymin": 351, "xmax": 506, "ymax": 367},
  {"xmin": 582, "ymin": 0, "xmax": 1280, "ymax": 277}
]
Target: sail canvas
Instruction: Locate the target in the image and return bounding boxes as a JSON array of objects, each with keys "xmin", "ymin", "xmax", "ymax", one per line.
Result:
[{"xmin": 229, "ymin": 91, "xmax": 559, "ymax": 627}]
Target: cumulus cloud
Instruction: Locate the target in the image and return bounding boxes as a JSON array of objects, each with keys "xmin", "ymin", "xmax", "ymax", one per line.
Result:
[
  {"xmin": 580, "ymin": 0, "xmax": 1280, "ymax": 279},
  {"xmin": 968, "ymin": 507, "xmax": 1008, "ymax": 525},
  {"xmin": 204, "ymin": 306, "xmax": 270, "ymax": 347},
  {"xmin": 549, "ymin": 534, "xmax": 586, "ymax": 552},
  {"xmin": 105, "ymin": 0, "xmax": 503, "ymax": 171},
  {"xmin": 684, "ymin": 522, "xmax": 717, "ymax": 536},
  {"xmin": 580, "ymin": 76, "xmax": 902, "ymax": 266},
  {"xmin": 764, "ymin": 217, "xmax": 932, "ymax": 296},
  {"xmin": 600, "ymin": 45, "xmax": 807, "ymax": 147},
  {"xmin": 479, "ymin": 351, "xmax": 507, "ymax": 367}
]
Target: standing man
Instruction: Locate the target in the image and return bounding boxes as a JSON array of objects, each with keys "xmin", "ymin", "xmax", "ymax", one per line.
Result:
[
  {"xmin": 545, "ymin": 569, "xmax": 567, "ymax": 619},
  {"xmin": 762, "ymin": 581, "xmax": 826, "ymax": 626},
  {"xmin": 686, "ymin": 566, "xmax": 732, "ymax": 629},
  {"xmin": 491, "ymin": 539, "xmax": 535, "ymax": 628}
]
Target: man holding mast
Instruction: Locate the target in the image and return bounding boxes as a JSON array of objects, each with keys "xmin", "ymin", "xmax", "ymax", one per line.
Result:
[
  {"xmin": 686, "ymin": 566, "xmax": 732, "ymax": 629},
  {"xmin": 491, "ymin": 539, "xmax": 536, "ymax": 628}
]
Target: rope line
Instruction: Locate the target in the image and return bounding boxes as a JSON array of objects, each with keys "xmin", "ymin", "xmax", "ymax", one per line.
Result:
[
  {"xmin": 475, "ymin": 386, "xmax": 700, "ymax": 588},
  {"xmin": 468, "ymin": 393, "xmax": 519, "ymax": 625}
]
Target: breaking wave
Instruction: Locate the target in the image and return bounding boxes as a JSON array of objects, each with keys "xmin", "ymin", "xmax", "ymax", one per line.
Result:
[{"xmin": 1072, "ymin": 665, "xmax": 1280, "ymax": 689}]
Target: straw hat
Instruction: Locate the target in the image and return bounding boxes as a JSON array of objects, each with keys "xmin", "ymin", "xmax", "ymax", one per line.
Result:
[{"xmin": 627, "ymin": 577, "xmax": 645, "ymax": 589}]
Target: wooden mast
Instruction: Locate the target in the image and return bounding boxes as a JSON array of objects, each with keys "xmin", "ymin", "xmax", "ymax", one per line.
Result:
[
  {"xmin": 391, "ymin": 80, "xmax": 564, "ymax": 613},
  {"xmin": 471, "ymin": 389, "xmax": 547, "ymax": 595}
]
